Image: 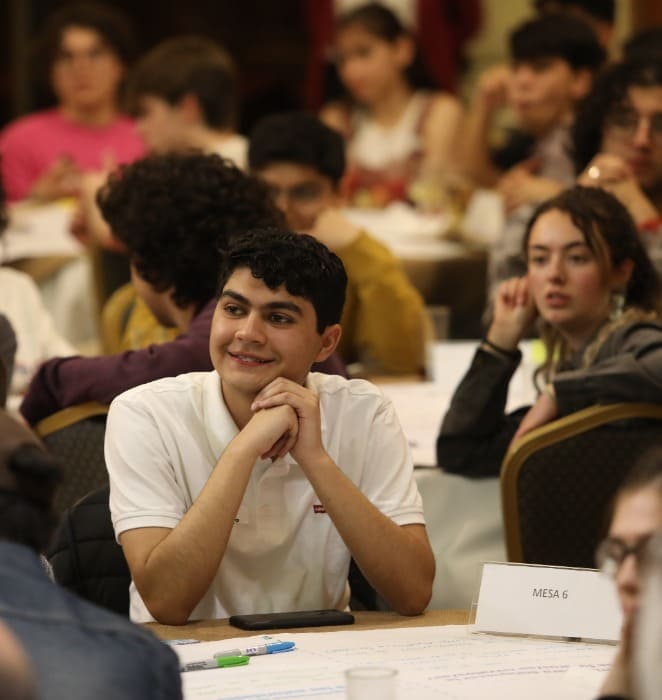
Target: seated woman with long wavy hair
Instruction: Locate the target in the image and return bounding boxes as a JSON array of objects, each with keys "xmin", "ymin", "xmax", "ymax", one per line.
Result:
[{"xmin": 438, "ymin": 185, "xmax": 662, "ymax": 477}]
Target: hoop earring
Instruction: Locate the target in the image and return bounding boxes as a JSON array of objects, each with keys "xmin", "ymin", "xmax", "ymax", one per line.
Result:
[{"xmin": 609, "ymin": 291, "xmax": 625, "ymax": 321}]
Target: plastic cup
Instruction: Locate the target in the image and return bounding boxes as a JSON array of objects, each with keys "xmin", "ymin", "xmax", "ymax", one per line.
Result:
[{"xmin": 344, "ymin": 666, "xmax": 398, "ymax": 700}]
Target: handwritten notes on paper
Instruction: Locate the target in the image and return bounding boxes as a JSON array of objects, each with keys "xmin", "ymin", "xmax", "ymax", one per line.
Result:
[{"xmin": 179, "ymin": 625, "xmax": 613, "ymax": 700}]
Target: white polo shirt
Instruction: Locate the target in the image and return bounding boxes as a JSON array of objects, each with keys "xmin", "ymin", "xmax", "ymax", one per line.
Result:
[{"xmin": 105, "ymin": 371, "xmax": 425, "ymax": 623}]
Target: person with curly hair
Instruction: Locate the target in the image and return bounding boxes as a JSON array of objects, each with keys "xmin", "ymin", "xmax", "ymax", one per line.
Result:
[
  {"xmin": 573, "ymin": 58, "xmax": 662, "ymax": 275},
  {"xmin": 20, "ymin": 152, "xmax": 344, "ymax": 425},
  {"xmin": 105, "ymin": 228, "xmax": 433, "ymax": 623}
]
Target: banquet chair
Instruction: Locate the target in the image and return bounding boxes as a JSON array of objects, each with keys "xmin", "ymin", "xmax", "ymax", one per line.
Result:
[
  {"xmin": 501, "ymin": 402, "xmax": 662, "ymax": 568},
  {"xmin": 35, "ymin": 402, "xmax": 109, "ymax": 516}
]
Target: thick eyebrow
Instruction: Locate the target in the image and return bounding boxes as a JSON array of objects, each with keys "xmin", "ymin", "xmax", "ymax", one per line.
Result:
[
  {"xmin": 220, "ymin": 289, "xmax": 303, "ymax": 315},
  {"xmin": 528, "ymin": 240, "xmax": 590, "ymax": 252}
]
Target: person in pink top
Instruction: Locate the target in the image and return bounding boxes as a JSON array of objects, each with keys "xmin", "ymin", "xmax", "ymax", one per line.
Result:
[{"xmin": 0, "ymin": 2, "xmax": 145, "ymax": 203}]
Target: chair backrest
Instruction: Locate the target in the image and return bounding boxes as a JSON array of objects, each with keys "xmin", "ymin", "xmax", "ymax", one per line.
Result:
[
  {"xmin": 47, "ymin": 485, "xmax": 131, "ymax": 616},
  {"xmin": 35, "ymin": 402, "xmax": 110, "ymax": 516},
  {"xmin": 501, "ymin": 403, "xmax": 662, "ymax": 568}
]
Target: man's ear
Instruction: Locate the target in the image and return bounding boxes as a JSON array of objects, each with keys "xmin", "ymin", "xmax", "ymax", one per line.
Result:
[
  {"xmin": 394, "ymin": 35, "xmax": 415, "ymax": 71},
  {"xmin": 570, "ymin": 68, "xmax": 593, "ymax": 102},
  {"xmin": 315, "ymin": 324, "xmax": 342, "ymax": 362}
]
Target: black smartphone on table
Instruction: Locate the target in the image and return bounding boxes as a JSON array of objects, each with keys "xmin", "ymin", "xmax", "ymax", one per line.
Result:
[{"xmin": 229, "ymin": 609, "xmax": 355, "ymax": 630}]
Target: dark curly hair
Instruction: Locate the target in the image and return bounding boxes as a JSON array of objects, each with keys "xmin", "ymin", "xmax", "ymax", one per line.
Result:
[
  {"xmin": 249, "ymin": 112, "xmax": 345, "ymax": 186},
  {"xmin": 217, "ymin": 228, "xmax": 347, "ymax": 333},
  {"xmin": 97, "ymin": 153, "xmax": 283, "ymax": 310},
  {"xmin": 571, "ymin": 59, "xmax": 662, "ymax": 173},
  {"xmin": 623, "ymin": 27, "xmax": 662, "ymax": 63}
]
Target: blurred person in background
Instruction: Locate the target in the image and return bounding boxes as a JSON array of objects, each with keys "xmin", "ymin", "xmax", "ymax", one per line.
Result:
[
  {"xmin": 0, "ymin": 409, "xmax": 182, "ymax": 700},
  {"xmin": 595, "ymin": 448, "xmax": 662, "ymax": 699},
  {"xmin": 250, "ymin": 111, "xmax": 427, "ymax": 375},
  {"xmin": 438, "ymin": 186, "xmax": 662, "ymax": 476},
  {"xmin": 459, "ymin": 14, "xmax": 605, "ymax": 290},
  {"xmin": 0, "ymin": 2, "xmax": 144, "ymax": 204},
  {"xmin": 320, "ymin": 2, "xmax": 463, "ymax": 209},
  {"xmin": 573, "ymin": 57, "xmax": 662, "ymax": 275}
]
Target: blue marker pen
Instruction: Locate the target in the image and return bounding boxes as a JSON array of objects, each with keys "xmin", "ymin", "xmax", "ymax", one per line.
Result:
[{"xmin": 214, "ymin": 641, "xmax": 295, "ymax": 658}]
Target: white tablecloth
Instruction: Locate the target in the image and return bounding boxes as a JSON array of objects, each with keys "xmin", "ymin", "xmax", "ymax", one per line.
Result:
[{"xmin": 376, "ymin": 341, "xmax": 538, "ymax": 609}]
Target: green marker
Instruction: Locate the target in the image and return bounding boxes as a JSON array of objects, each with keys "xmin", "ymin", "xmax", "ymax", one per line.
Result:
[{"xmin": 180, "ymin": 655, "xmax": 249, "ymax": 672}]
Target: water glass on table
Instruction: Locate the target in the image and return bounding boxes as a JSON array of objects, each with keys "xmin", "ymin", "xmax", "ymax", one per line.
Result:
[{"xmin": 345, "ymin": 666, "xmax": 398, "ymax": 699}]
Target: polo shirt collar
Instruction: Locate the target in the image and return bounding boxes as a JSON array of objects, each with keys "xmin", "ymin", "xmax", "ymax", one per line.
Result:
[{"xmin": 202, "ymin": 371, "xmax": 239, "ymax": 458}]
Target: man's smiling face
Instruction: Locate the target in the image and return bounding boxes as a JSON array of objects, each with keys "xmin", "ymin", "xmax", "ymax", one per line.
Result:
[{"xmin": 210, "ymin": 267, "xmax": 337, "ymax": 401}]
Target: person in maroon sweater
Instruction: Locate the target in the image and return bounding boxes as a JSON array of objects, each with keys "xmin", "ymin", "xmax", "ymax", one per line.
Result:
[{"xmin": 20, "ymin": 152, "xmax": 345, "ymax": 425}]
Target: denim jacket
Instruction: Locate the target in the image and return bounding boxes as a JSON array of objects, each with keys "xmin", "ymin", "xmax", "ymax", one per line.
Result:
[{"xmin": 0, "ymin": 542, "xmax": 182, "ymax": 700}]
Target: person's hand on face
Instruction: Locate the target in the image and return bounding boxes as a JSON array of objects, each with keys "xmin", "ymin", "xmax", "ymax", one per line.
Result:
[
  {"xmin": 476, "ymin": 63, "xmax": 512, "ymax": 112},
  {"xmin": 29, "ymin": 156, "xmax": 82, "ymax": 202},
  {"xmin": 579, "ymin": 153, "xmax": 660, "ymax": 225},
  {"xmin": 488, "ymin": 276, "xmax": 538, "ymax": 351},
  {"xmin": 250, "ymin": 377, "xmax": 325, "ymax": 467}
]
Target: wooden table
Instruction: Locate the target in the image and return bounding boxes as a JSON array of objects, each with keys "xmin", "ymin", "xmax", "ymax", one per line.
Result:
[{"xmin": 147, "ymin": 609, "xmax": 471, "ymax": 642}]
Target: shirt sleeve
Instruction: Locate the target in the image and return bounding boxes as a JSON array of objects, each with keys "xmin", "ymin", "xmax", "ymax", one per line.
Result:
[
  {"xmin": 359, "ymin": 393, "xmax": 425, "ymax": 526},
  {"xmin": 20, "ymin": 303, "xmax": 214, "ymax": 424},
  {"xmin": 105, "ymin": 393, "xmax": 187, "ymax": 538},
  {"xmin": 437, "ymin": 346, "xmax": 529, "ymax": 477}
]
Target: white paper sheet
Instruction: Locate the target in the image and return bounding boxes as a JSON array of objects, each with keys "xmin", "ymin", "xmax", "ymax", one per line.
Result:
[
  {"xmin": 176, "ymin": 625, "xmax": 613, "ymax": 700},
  {"xmin": 2, "ymin": 200, "xmax": 83, "ymax": 262}
]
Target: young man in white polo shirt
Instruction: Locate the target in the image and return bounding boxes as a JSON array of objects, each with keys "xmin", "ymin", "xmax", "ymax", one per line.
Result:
[{"xmin": 106, "ymin": 228, "xmax": 434, "ymax": 624}]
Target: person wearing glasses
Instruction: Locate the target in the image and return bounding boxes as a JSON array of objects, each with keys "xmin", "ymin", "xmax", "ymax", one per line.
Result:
[
  {"xmin": 573, "ymin": 58, "xmax": 662, "ymax": 275},
  {"xmin": 632, "ymin": 531, "xmax": 662, "ymax": 700},
  {"xmin": 248, "ymin": 111, "xmax": 427, "ymax": 375},
  {"xmin": 594, "ymin": 447, "xmax": 662, "ymax": 699}
]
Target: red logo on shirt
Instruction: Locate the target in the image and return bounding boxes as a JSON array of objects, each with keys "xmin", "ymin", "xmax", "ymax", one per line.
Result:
[{"xmin": 313, "ymin": 504, "xmax": 326, "ymax": 514}]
